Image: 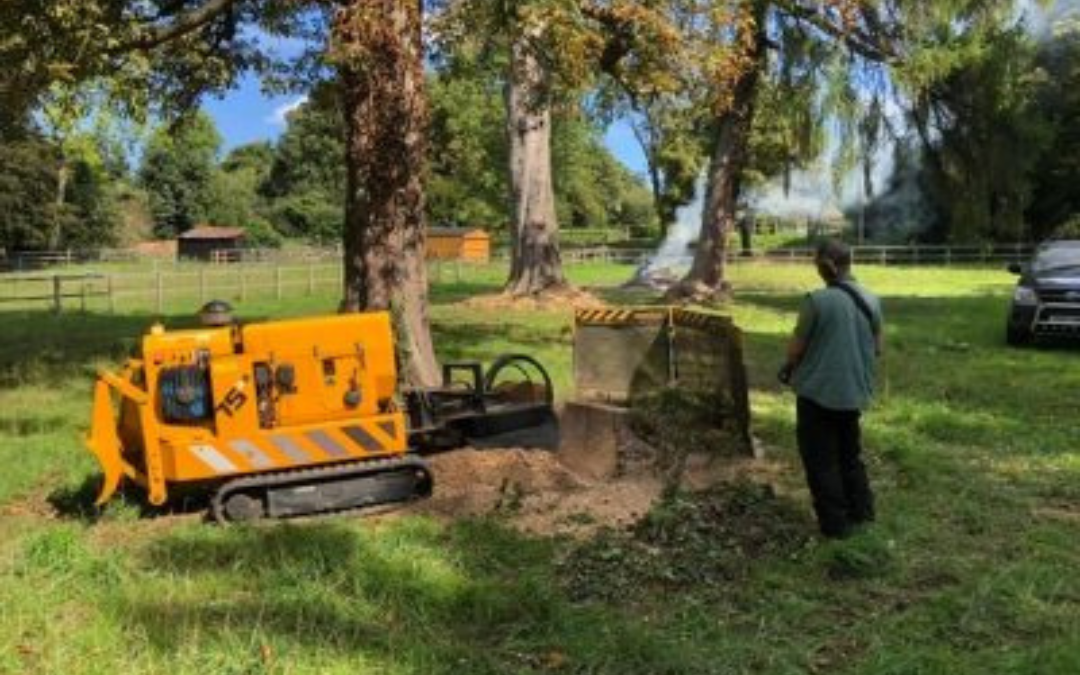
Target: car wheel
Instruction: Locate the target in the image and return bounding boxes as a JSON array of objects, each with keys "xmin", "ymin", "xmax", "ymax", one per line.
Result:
[{"xmin": 1006, "ymin": 325, "xmax": 1033, "ymax": 347}]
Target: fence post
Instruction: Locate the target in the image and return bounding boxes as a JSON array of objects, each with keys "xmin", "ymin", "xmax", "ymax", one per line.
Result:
[
  {"xmin": 156, "ymin": 271, "xmax": 164, "ymax": 313},
  {"xmin": 914, "ymin": 246, "xmax": 920, "ymax": 265},
  {"xmin": 275, "ymin": 265, "xmax": 283, "ymax": 300},
  {"xmin": 308, "ymin": 261, "xmax": 316, "ymax": 295},
  {"xmin": 945, "ymin": 247, "xmax": 952, "ymax": 266},
  {"xmin": 107, "ymin": 274, "xmax": 115, "ymax": 313},
  {"xmin": 52, "ymin": 275, "xmax": 61, "ymax": 313}
]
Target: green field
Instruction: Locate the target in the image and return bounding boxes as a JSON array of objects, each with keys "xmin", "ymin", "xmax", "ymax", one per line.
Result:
[{"xmin": 1, "ymin": 261, "xmax": 1078, "ymax": 675}]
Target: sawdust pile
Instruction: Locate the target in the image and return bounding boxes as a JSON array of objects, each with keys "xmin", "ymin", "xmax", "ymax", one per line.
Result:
[
  {"xmin": 407, "ymin": 446, "xmax": 784, "ymax": 538},
  {"xmin": 459, "ymin": 286, "xmax": 605, "ymax": 312}
]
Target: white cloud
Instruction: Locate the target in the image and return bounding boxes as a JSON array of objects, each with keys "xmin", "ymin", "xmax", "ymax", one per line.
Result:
[{"xmin": 266, "ymin": 95, "xmax": 308, "ymax": 128}]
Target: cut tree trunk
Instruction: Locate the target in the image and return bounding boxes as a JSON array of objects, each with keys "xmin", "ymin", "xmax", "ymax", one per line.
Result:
[
  {"xmin": 672, "ymin": 2, "xmax": 768, "ymax": 301},
  {"xmin": 334, "ymin": 0, "xmax": 439, "ymax": 387},
  {"xmin": 504, "ymin": 32, "xmax": 567, "ymax": 297}
]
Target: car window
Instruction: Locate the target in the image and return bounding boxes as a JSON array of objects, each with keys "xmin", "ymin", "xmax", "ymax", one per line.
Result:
[{"xmin": 1033, "ymin": 245, "xmax": 1080, "ymax": 272}]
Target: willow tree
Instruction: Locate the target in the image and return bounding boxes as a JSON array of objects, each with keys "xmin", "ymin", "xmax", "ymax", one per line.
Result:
[{"xmin": 635, "ymin": 0, "xmax": 1023, "ymax": 300}]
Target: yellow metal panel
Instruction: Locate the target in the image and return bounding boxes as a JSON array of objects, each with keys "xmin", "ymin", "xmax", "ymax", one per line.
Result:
[
  {"xmin": 88, "ymin": 311, "xmax": 411, "ymax": 505},
  {"xmin": 159, "ymin": 412, "xmax": 408, "ymax": 482}
]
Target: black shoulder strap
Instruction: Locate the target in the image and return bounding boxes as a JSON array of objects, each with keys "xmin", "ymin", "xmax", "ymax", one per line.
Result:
[{"xmin": 830, "ymin": 281, "xmax": 878, "ymax": 334}]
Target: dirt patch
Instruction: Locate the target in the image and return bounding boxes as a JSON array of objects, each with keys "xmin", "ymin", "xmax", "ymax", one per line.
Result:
[
  {"xmin": 12, "ymin": 434, "xmax": 786, "ymax": 543},
  {"xmin": 458, "ymin": 286, "xmax": 606, "ymax": 312},
  {"xmin": 402, "ymin": 445, "xmax": 788, "ymax": 539}
]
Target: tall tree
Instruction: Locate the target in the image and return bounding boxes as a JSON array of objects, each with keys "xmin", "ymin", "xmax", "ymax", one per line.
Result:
[
  {"xmin": 912, "ymin": 25, "xmax": 1045, "ymax": 243},
  {"xmin": 0, "ymin": 137, "xmax": 64, "ymax": 250},
  {"xmin": 332, "ymin": 0, "xmax": 439, "ymax": 385},
  {"xmin": 2, "ymin": 0, "xmax": 445, "ymax": 381},
  {"xmin": 504, "ymin": 14, "xmax": 567, "ymax": 296},
  {"xmin": 434, "ymin": 0, "xmax": 677, "ymax": 294},
  {"xmin": 428, "ymin": 72, "xmax": 510, "ymax": 228},
  {"xmin": 139, "ymin": 112, "xmax": 222, "ymax": 237},
  {"xmin": 641, "ymin": 0, "xmax": 1023, "ymax": 299},
  {"xmin": 0, "ymin": 133, "xmax": 119, "ymax": 250},
  {"xmin": 675, "ymin": 1, "xmax": 770, "ymax": 299},
  {"xmin": 1025, "ymin": 18, "xmax": 1080, "ymax": 239},
  {"xmin": 434, "ymin": 2, "xmax": 569, "ymax": 296},
  {"xmin": 264, "ymin": 90, "xmax": 347, "ymax": 243}
]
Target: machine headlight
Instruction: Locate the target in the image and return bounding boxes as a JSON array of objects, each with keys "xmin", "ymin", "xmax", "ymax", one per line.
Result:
[{"xmin": 1013, "ymin": 286, "xmax": 1038, "ymax": 305}]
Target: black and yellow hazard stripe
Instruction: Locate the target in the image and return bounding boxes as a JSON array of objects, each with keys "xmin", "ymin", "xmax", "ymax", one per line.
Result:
[
  {"xmin": 190, "ymin": 417, "xmax": 406, "ymax": 477},
  {"xmin": 574, "ymin": 307, "xmax": 668, "ymax": 326},
  {"xmin": 672, "ymin": 308, "xmax": 734, "ymax": 333}
]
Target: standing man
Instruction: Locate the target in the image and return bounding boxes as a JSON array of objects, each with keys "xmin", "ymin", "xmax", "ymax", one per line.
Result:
[{"xmin": 779, "ymin": 239, "xmax": 883, "ymax": 539}]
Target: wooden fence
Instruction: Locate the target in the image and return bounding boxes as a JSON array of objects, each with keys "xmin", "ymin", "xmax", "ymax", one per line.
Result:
[
  {"xmin": 562, "ymin": 243, "xmax": 1036, "ymax": 266},
  {"xmin": 0, "ymin": 259, "xmax": 497, "ymax": 313},
  {"xmin": 0, "ymin": 246, "xmax": 344, "ymax": 272},
  {"xmin": 0, "ymin": 244, "xmax": 1034, "ymax": 314},
  {"xmin": 0, "ymin": 263, "xmax": 343, "ymax": 314}
]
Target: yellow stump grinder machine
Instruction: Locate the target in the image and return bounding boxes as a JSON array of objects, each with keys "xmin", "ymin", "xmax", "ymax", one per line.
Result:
[{"xmin": 85, "ymin": 303, "xmax": 557, "ymax": 522}]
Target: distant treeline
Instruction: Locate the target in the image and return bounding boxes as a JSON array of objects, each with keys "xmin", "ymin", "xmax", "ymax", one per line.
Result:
[{"xmin": 0, "ymin": 79, "xmax": 655, "ymax": 253}]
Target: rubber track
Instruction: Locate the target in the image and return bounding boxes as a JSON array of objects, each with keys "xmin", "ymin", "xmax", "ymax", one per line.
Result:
[{"xmin": 210, "ymin": 455, "xmax": 433, "ymax": 524}]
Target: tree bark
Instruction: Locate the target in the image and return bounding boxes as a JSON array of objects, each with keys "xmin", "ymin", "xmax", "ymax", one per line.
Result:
[
  {"xmin": 504, "ymin": 32, "xmax": 567, "ymax": 296},
  {"xmin": 49, "ymin": 156, "xmax": 68, "ymax": 250},
  {"xmin": 673, "ymin": 2, "xmax": 768, "ymax": 300},
  {"xmin": 334, "ymin": 0, "xmax": 439, "ymax": 387}
]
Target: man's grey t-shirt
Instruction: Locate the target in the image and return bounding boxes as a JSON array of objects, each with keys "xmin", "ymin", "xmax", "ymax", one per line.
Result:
[{"xmin": 792, "ymin": 278, "xmax": 882, "ymax": 411}]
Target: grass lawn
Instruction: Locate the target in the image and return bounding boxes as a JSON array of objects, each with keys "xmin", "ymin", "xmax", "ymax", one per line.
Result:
[{"xmin": 1, "ymin": 260, "xmax": 1078, "ymax": 674}]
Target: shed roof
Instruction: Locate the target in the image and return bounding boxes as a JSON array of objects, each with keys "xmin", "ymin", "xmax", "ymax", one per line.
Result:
[{"xmin": 179, "ymin": 226, "xmax": 247, "ymax": 240}]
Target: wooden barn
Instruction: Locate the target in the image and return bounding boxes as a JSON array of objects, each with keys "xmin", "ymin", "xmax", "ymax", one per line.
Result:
[
  {"xmin": 426, "ymin": 227, "xmax": 490, "ymax": 262},
  {"xmin": 177, "ymin": 225, "xmax": 247, "ymax": 262}
]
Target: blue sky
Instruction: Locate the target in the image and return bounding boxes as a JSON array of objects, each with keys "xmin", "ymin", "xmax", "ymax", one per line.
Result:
[{"xmin": 203, "ymin": 73, "xmax": 649, "ymax": 176}]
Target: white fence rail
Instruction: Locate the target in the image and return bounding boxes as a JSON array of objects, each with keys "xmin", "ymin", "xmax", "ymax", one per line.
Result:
[
  {"xmin": 0, "ymin": 263, "xmax": 343, "ymax": 313},
  {"xmin": 0, "ymin": 259, "xmax": 497, "ymax": 313},
  {"xmin": 0, "ymin": 243, "xmax": 1034, "ymax": 313},
  {"xmin": 0, "ymin": 246, "xmax": 345, "ymax": 272},
  {"xmin": 562, "ymin": 244, "xmax": 1036, "ymax": 266}
]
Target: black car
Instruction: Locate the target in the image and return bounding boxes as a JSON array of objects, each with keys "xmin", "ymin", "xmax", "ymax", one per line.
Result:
[{"xmin": 1006, "ymin": 240, "xmax": 1080, "ymax": 345}]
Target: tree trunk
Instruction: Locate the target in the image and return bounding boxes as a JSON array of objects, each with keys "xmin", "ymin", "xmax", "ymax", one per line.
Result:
[
  {"xmin": 504, "ymin": 32, "xmax": 567, "ymax": 296},
  {"xmin": 49, "ymin": 156, "xmax": 68, "ymax": 250},
  {"xmin": 673, "ymin": 2, "xmax": 768, "ymax": 300},
  {"xmin": 334, "ymin": 0, "xmax": 439, "ymax": 387},
  {"xmin": 629, "ymin": 112, "xmax": 672, "ymax": 232}
]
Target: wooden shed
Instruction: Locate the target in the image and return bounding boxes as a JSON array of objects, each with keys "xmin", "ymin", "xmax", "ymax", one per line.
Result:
[
  {"xmin": 426, "ymin": 227, "xmax": 490, "ymax": 262},
  {"xmin": 178, "ymin": 225, "xmax": 247, "ymax": 262}
]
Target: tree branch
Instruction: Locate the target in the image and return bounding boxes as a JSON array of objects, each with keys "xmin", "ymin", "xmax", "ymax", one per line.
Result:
[
  {"xmin": 125, "ymin": 0, "xmax": 242, "ymax": 51},
  {"xmin": 775, "ymin": 0, "xmax": 899, "ymax": 65}
]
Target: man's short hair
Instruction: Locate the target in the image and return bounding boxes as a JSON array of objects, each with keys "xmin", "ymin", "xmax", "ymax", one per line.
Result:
[{"xmin": 816, "ymin": 238, "xmax": 852, "ymax": 270}]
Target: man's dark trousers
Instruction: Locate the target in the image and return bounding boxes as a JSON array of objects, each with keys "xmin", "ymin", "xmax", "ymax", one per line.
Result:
[{"xmin": 796, "ymin": 396, "xmax": 875, "ymax": 538}]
